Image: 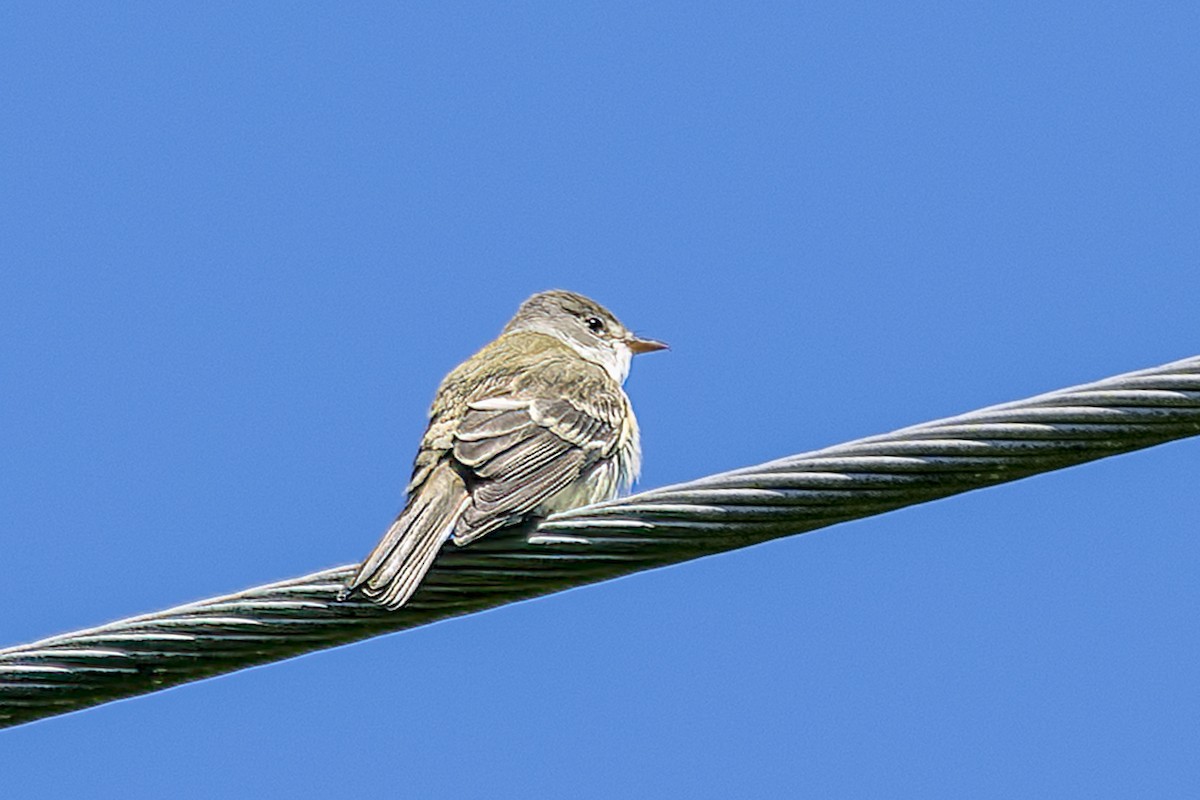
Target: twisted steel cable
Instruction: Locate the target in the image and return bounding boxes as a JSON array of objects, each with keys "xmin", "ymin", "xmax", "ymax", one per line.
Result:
[{"xmin": 2, "ymin": 355, "xmax": 1199, "ymax": 729}]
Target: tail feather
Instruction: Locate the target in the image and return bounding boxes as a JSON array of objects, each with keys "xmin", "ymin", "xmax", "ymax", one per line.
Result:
[
  {"xmin": 371, "ymin": 519, "xmax": 455, "ymax": 608},
  {"xmin": 344, "ymin": 463, "xmax": 469, "ymax": 610}
]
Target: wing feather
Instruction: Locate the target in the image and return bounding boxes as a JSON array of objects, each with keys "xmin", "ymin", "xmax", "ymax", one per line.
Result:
[{"xmin": 448, "ymin": 396, "xmax": 620, "ymax": 545}]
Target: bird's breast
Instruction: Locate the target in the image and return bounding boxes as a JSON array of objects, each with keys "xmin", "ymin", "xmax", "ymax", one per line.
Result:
[{"xmin": 536, "ymin": 434, "xmax": 640, "ymax": 517}]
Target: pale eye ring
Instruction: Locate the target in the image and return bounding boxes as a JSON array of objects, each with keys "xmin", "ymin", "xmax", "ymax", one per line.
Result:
[{"xmin": 585, "ymin": 316, "xmax": 606, "ymax": 334}]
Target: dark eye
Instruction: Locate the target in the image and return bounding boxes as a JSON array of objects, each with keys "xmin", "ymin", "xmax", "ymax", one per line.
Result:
[{"xmin": 585, "ymin": 316, "xmax": 606, "ymax": 334}]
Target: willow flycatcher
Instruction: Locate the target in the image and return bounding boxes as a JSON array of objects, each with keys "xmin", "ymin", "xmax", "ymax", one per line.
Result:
[{"xmin": 341, "ymin": 289, "xmax": 666, "ymax": 609}]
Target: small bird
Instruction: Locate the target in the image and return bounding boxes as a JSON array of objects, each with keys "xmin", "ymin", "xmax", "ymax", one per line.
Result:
[{"xmin": 342, "ymin": 290, "xmax": 666, "ymax": 610}]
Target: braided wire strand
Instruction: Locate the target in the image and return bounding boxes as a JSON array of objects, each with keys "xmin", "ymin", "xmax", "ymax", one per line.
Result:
[{"xmin": 2, "ymin": 355, "xmax": 1199, "ymax": 729}]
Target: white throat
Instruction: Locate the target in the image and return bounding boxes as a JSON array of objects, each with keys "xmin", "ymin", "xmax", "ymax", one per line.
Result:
[{"xmin": 535, "ymin": 327, "xmax": 632, "ymax": 384}]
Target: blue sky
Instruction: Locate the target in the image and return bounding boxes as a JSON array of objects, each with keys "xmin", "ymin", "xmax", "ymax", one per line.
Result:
[{"xmin": 2, "ymin": 3, "xmax": 1198, "ymax": 797}]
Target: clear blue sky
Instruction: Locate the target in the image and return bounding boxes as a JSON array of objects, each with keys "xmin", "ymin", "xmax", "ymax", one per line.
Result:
[{"xmin": 2, "ymin": 4, "xmax": 1198, "ymax": 797}]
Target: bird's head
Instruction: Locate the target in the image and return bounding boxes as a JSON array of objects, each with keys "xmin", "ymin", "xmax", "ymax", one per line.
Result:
[{"xmin": 504, "ymin": 290, "xmax": 667, "ymax": 383}]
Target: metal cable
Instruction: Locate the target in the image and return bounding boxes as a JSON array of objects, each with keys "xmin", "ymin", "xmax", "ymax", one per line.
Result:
[{"xmin": 3, "ymin": 355, "xmax": 1199, "ymax": 729}]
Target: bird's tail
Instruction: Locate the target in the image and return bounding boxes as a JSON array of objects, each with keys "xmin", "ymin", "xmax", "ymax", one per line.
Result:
[{"xmin": 341, "ymin": 463, "xmax": 469, "ymax": 610}]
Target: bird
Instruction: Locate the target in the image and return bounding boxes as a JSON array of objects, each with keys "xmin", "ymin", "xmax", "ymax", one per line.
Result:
[{"xmin": 341, "ymin": 289, "xmax": 667, "ymax": 610}]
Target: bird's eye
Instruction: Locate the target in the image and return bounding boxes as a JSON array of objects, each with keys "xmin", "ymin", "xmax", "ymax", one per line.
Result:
[{"xmin": 585, "ymin": 316, "xmax": 606, "ymax": 334}]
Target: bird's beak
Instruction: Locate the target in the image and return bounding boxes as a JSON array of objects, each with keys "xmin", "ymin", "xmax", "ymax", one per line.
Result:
[{"xmin": 627, "ymin": 335, "xmax": 669, "ymax": 355}]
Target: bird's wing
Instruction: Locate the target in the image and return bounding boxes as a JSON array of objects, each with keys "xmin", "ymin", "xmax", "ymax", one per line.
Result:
[{"xmin": 448, "ymin": 394, "xmax": 621, "ymax": 545}]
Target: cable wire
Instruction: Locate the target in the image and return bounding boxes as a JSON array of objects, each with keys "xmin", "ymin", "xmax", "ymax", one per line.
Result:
[{"xmin": 3, "ymin": 355, "xmax": 1199, "ymax": 729}]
